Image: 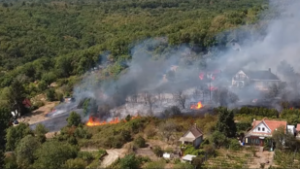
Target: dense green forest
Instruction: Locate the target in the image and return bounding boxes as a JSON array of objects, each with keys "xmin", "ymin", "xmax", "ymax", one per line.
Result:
[{"xmin": 0, "ymin": 0, "xmax": 266, "ymax": 91}]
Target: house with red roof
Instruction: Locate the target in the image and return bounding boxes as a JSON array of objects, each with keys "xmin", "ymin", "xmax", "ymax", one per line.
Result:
[{"xmin": 243, "ymin": 118, "xmax": 287, "ymax": 146}]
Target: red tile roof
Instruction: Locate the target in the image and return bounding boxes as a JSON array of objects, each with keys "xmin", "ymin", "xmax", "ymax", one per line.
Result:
[
  {"xmin": 296, "ymin": 124, "xmax": 300, "ymax": 131},
  {"xmin": 252, "ymin": 118, "xmax": 287, "ymax": 133}
]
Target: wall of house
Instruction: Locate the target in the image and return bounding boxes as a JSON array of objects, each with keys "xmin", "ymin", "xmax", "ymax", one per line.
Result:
[
  {"xmin": 194, "ymin": 136, "xmax": 203, "ymax": 148},
  {"xmin": 232, "ymin": 71, "xmax": 248, "ymax": 87},
  {"xmin": 184, "ymin": 131, "xmax": 196, "ymax": 138},
  {"xmin": 244, "ymin": 136, "xmax": 261, "ymax": 145},
  {"xmin": 253, "ymin": 80, "xmax": 280, "ymax": 91},
  {"xmin": 252, "ymin": 123, "xmax": 271, "ymax": 133}
]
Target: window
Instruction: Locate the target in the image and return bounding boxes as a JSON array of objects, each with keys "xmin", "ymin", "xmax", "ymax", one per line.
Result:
[
  {"xmin": 258, "ymin": 127, "xmax": 261, "ymax": 131},
  {"xmin": 262, "ymin": 128, "xmax": 265, "ymax": 131}
]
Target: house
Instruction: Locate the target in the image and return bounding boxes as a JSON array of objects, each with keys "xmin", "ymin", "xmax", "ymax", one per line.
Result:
[
  {"xmin": 296, "ymin": 124, "xmax": 300, "ymax": 139},
  {"xmin": 181, "ymin": 154, "xmax": 196, "ymax": 163},
  {"xmin": 244, "ymin": 118, "xmax": 287, "ymax": 146},
  {"xmin": 232, "ymin": 69, "xmax": 280, "ymax": 91},
  {"xmin": 179, "ymin": 123, "xmax": 203, "ymax": 148}
]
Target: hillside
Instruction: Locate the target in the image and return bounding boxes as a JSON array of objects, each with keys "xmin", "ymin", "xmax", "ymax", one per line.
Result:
[{"xmin": 0, "ymin": 0, "xmax": 265, "ymax": 90}]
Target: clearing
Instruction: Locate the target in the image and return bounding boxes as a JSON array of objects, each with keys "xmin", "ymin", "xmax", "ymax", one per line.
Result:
[{"xmin": 18, "ymin": 101, "xmax": 59, "ymax": 125}]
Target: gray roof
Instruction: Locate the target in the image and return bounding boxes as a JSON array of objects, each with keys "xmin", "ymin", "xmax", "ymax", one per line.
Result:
[{"xmin": 242, "ymin": 70, "xmax": 279, "ymax": 80}]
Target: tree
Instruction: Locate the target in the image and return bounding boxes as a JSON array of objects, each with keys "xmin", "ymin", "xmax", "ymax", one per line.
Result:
[
  {"xmin": 67, "ymin": 112, "xmax": 82, "ymax": 127},
  {"xmin": 62, "ymin": 158, "xmax": 87, "ymax": 169},
  {"xmin": 33, "ymin": 141, "xmax": 78, "ymax": 169},
  {"xmin": 191, "ymin": 156, "xmax": 204, "ymax": 169},
  {"xmin": 15, "ymin": 135, "xmax": 41, "ymax": 168},
  {"xmin": 0, "ymin": 108, "xmax": 11, "ymax": 168},
  {"xmin": 272, "ymin": 126, "xmax": 300, "ymax": 151},
  {"xmin": 159, "ymin": 120, "xmax": 178, "ymax": 143},
  {"xmin": 152, "ymin": 146, "xmax": 163, "ymax": 157},
  {"xmin": 210, "ymin": 131, "xmax": 228, "ymax": 148},
  {"xmin": 125, "ymin": 114, "xmax": 131, "ymax": 122},
  {"xmin": 6, "ymin": 123, "xmax": 32, "ymax": 151},
  {"xmin": 46, "ymin": 89, "xmax": 56, "ymax": 101},
  {"xmin": 119, "ymin": 154, "xmax": 141, "ymax": 169},
  {"xmin": 216, "ymin": 108, "xmax": 237, "ymax": 138},
  {"xmin": 6, "ymin": 80, "xmax": 28, "ymax": 115},
  {"xmin": 34, "ymin": 124, "xmax": 48, "ymax": 143}
]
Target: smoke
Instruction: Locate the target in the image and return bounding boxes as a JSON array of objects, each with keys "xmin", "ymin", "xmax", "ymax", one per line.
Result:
[{"xmin": 70, "ymin": 0, "xmax": 300, "ymax": 119}]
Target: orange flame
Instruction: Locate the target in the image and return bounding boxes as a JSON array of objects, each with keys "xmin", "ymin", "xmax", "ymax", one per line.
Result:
[
  {"xmin": 86, "ymin": 115, "xmax": 139, "ymax": 127},
  {"xmin": 190, "ymin": 101, "xmax": 203, "ymax": 110}
]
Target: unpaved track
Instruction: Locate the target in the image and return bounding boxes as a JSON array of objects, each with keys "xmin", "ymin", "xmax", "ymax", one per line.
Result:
[{"xmin": 101, "ymin": 149, "xmax": 126, "ymax": 168}]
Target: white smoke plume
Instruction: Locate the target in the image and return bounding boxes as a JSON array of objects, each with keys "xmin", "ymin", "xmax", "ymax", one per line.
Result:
[{"xmin": 69, "ymin": 0, "xmax": 300, "ymax": 119}]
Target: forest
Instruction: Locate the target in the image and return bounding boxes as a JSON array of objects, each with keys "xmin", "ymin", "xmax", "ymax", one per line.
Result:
[{"xmin": 0, "ymin": 0, "xmax": 266, "ymax": 94}]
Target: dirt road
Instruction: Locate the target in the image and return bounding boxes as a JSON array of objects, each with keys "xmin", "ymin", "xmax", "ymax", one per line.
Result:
[{"xmin": 101, "ymin": 149, "xmax": 127, "ymax": 168}]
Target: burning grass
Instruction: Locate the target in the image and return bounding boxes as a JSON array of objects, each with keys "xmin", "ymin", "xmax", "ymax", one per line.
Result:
[
  {"xmin": 190, "ymin": 101, "xmax": 203, "ymax": 110},
  {"xmin": 86, "ymin": 115, "xmax": 140, "ymax": 127}
]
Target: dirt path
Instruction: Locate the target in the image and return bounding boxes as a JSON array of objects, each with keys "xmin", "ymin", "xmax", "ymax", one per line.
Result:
[
  {"xmin": 247, "ymin": 147, "xmax": 274, "ymax": 168},
  {"xmin": 101, "ymin": 149, "xmax": 127, "ymax": 168},
  {"xmin": 18, "ymin": 101, "xmax": 58, "ymax": 125}
]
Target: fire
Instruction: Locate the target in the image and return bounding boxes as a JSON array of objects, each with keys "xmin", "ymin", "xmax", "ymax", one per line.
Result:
[
  {"xmin": 190, "ymin": 101, "xmax": 203, "ymax": 110},
  {"xmin": 86, "ymin": 115, "xmax": 139, "ymax": 127}
]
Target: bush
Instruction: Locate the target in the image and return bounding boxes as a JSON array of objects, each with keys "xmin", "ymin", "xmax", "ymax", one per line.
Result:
[
  {"xmin": 228, "ymin": 139, "xmax": 241, "ymax": 151},
  {"xmin": 134, "ymin": 135, "xmax": 146, "ymax": 148},
  {"xmin": 74, "ymin": 127, "xmax": 92, "ymax": 139},
  {"xmin": 62, "ymin": 158, "xmax": 87, "ymax": 169},
  {"xmin": 32, "ymin": 101, "xmax": 45, "ymax": 110},
  {"xmin": 67, "ymin": 112, "xmax": 82, "ymax": 127},
  {"xmin": 119, "ymin": 154, "xmax": 141, "ymax": 169},
  {"xmin": 210, "ymin": 131, "xmax": 228, "ymax": 148},
  {"xmin": 46, "ymin": 88, "xmax": 56, "ymax": 101},
  {"xmin": 183, "ymin": 145, "xmax": 200, "ymax": 155},
  {"xmin": 77, "ymin": 151, "xmax": 94, "ymax": 163},
  {"xmin": 152, "ymin": 146, "xmax": 163, "ymax": 157}
]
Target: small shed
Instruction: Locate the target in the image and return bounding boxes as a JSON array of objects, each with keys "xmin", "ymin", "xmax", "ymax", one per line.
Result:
[{"xmin": 181, "ymin": 154, "xmax": 196, "ymax": 163}]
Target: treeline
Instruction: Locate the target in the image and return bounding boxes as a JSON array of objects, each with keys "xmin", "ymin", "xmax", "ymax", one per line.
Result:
[{"xmin": 0, "ymin": 0, "xmax": 266, "ymax": 91}]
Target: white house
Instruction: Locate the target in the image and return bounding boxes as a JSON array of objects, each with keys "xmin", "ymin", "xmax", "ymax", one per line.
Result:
[
  {"xmin": 179, "ymin": 123, "xmax": 203, "ymax": 148},
  {"xmin": 244, "ymin": 118, "xmax": 287, "ymax": 146},
  {"xmin": 232, "ymin": 69, "xmax": 280, "ymax": 91}
]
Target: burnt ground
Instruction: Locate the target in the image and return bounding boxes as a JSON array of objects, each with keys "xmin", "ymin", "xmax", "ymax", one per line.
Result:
[{"xmin": 29, "ymin": 109, "xmax": 84, "ymax": 132}]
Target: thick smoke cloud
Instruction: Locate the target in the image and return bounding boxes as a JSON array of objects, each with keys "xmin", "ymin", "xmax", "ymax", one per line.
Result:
[{"xmin": 71, "ymin": 0, "xmax": 300, "ymax": 120}]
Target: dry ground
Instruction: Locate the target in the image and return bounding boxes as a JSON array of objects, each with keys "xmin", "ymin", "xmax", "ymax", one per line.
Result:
[
  {"xmin": 18, "ymin": 101, "xmax": 59, "ymax": 125},
  {"xmin": 101, "ymin": 149, "xmax": 127, "ymax": 168},
  {"xmin": 205, "ymin": 146, "xmax": 274, "ymax": 169}
]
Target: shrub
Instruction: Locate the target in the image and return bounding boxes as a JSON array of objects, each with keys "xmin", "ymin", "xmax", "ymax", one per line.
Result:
[
  {"xmin": 119, "ymin": 154, "xmax": 141, "ymax": 169},
  {"xmin": 152, "ymin": 146, "xmax": 163, "ymax": 157},
  {"xmin": 46, "ymin": 88, "xmax": 56, "ymax": 101},
  {"xmin": 67, "ymin": 112, "xmax": 82, "ymax": 127},
  {"xmin": 134, "ymin": 135, "xmax": 146, "ymax": 148},
  {"xmin": 228, "ymin": 139, "xmax": 241, "ymax": 151},
  {"xmin": 183, "ymin": 145, "xmax": 200, "ymax": 155},
  {"xmin": 62, "ymin": 158, "xmax": 87, "ymax": 169},
  {"xmin": 77, "ymin": 151, "xmax": 94, "ymax": 163}
]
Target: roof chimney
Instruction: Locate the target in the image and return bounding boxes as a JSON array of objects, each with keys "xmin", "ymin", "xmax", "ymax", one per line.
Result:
[{"xmin": 269, "ymin": 68, "xmax": 271, "ymax": 72}]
